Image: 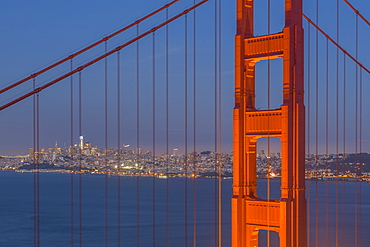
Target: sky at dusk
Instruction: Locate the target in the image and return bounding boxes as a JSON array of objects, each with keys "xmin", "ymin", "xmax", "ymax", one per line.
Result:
[{"xmin": 0, "ymin": 0, "xmax": 369, "ymax": 155}]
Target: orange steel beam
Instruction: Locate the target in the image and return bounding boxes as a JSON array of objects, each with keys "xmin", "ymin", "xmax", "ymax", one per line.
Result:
[
  {"xmin": 233, "ymin": 0, "xmax": 306, "ymax": 246},
  {"xmin": 0, "ymin": 0, "xmax": 209, "ymax": 112},
  {"xmin": 0, "ymin": 0, "xmax": 180, "ymax": 95},
  {"xmin": 303, "ymin": 14, "xmax": 370, "ymax": 74},
  {"xmin": 343, "ymin": 0, "xmax": 370, "ymax": 26}
]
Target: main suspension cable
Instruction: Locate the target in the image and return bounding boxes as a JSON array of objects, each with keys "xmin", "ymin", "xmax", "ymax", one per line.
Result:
[
  {"xmin": 302, "ymin": 14, "xmax": 370, "ymax": 74},
  {"xmin": 0, "ymin": 0, "xmax": 210, "ymax": 112},
  {"xmin": 0, "ymin": 0, "xmax": 181, "ymax": 95},
  {"xmin": 343, "ymin": 0, "xmax": 370, "ymax": 26}
]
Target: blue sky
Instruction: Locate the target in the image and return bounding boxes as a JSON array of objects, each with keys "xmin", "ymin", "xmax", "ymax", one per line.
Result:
[{"xmin": 0, "ymin": 0, "xmax": 369, "ymax": 155}]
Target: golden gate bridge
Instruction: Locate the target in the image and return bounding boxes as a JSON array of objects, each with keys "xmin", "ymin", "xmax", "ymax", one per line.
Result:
[{"xmin": 0, "ymin": 0, "xmax": 369, "ymax": 246}]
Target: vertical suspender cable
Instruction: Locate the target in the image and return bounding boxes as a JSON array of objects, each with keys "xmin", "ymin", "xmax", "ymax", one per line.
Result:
[
  {"xmin": 217, "ymin": 0, "xmax": 222, "ymax": 246},
  {"xmin": 184, "ymin": 14, "xmax": 188, "ymax": 246},
  {"xmin": 325, "ymin": 38, "xmax": 329, "ymax": 247},
  {"xmin": 78, "ymin": 71, "xmax": 83, "ymax": 247},
  {"xmin": 335, "ymin": 60, "xmax": 339, "ymax": 243},
  {"xmin": 213, "ymin": 1, "xmax": 218, "ymax": 245},
  {"xmin": 70, "ymin": 59, "xmax": 75, "ymax": 247},
  {"xmin": 193, "ymin": 1, "xmax": 197, "ymax": 246},
  {"xmin": 33, "ymin": 77, "xmax": 40, "ymax": 247},
  {"xmin": 342, "ymin": 54, "xmax": 347, "ymax": 246},
  {"xmin": 184, "ymin": 14, "xmax": 189, "ymax": 247},
  {"xmin": 152, "ymin": 32, "xmax": 156, "ymax": 247},
  {"xmin": 117, "ymin": 51, "xmax": 121, "ymax": 247},
  {"xmin": 307, "ymin": 22, "xmax": 311, "ymax": 247},
  {"xmin": 33, "ymin": 77, "xmax": 37, "ymax": 247},
  {"xmin": 136, "ymin": 24, "xmax": 141, "ymax": 247},
  {"xmin": 165, "ymin": 8, "xmax": 170, "ymax": 247},
  {"xmin": 315, "ymin": 1, "xmax": 319, "ymax": 245},
  {"xmin": 267, "ymin": 0, "xmax": 271, "ymax": 245},
  {"xmin": 354, "ymin": 13, "xmax": 359, "ymax": 247},
  {"xmin": 36, "ymin": 79, "xmax": 40, "ymax": 247},
  {"xmin": 335, "ymin": 1, "xmax": 339, "ymax": 245},
  {"xmin": 104, "ymin": 41, "xmax": 109, "ymax": 247},
  {"xmin": 359, "ymin": 68, "xmax": 363, "ymax": 247}
]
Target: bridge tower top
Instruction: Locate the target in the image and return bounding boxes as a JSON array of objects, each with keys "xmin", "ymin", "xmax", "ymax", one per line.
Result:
[{"xmin": 232, "ymin": 0, "xmax": 306, "ymax": 246}]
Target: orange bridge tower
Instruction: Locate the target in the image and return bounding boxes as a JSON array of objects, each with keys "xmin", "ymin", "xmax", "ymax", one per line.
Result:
[{"xmin": 232, "ymin": 0, "xmax": 306, "ymax": 246}]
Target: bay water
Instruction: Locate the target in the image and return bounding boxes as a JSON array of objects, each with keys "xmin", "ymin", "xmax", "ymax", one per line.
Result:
[{"xmin": 0, "ymin": 172, "xmax": 368, "ymax": 246}]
